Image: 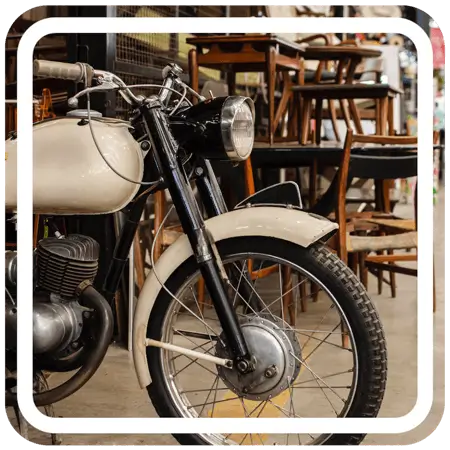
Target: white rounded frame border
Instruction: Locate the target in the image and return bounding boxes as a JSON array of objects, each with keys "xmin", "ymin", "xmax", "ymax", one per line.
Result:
[{"xmin": 16, "ymin": 16, "xmax": 433, "ymax": 435}]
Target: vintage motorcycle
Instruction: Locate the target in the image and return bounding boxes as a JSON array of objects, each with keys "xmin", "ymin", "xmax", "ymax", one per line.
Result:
[{"xmin": 4, "ymin": 60, "xmax": 386, "ymax": 445}]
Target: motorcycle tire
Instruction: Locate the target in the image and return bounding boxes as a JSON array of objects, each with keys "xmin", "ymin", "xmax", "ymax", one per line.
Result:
[{"xmin": 146, "ymin": 237, "xmax": 387, "ymax": 446}]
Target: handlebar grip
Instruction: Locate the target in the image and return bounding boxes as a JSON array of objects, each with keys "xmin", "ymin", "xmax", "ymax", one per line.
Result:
[{"xmin": 33, "ymin": 60, "xmax": 85, "ymax": 82}]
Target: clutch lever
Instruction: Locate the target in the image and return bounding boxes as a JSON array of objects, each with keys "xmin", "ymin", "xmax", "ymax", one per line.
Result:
[{"xmin": 68, "ymin": 81, "xmax": 120, "ymax": 109}]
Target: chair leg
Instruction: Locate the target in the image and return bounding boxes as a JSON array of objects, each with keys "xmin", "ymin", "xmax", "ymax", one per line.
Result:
[
  {"xmin": 152, "ymin": 190, "xmax": 165, "ymax": 262},
  {"xmin": 348, "ymin": 252, "xmax": 358, "ymax": 276},
  {"xmin": 339, "ymin": 99, "xmax": 352, "ymax": 130},
  {"xmin": 347, "ymin": 99, "xmax": 364, "ymax": 134},
  {"xmin": 282, "ymin": 267, "xmax": 295, "ymax": 325},
  {"xmin": 358, "ymin": 251, "xmax": 369, "ymax": 290},
  {"xmin": 198, "ymin": 277, "xmax": 207, "ymax": 314},
  {"xmin": 376, "ymin": 251, "xmax": 384, "ymax": 294},
  {"xmin": 300, "ymin": 98, "xmax": 312, "ymax": 145},
  {"xmin": 133, "ymin": 233, "xmax": 145, "ymax": 293},
  {"xmin": 388, "ymin": 250, "xmax": 397, "ymax": 298},
  {"xmin": 341, "ymin": 322, "xmax": 350, "ymax": 349},
  {"xmin": 328, "ymin": 99, "xmax": 341, "ymax": 142},
  {"xmin": 299, "ymin": 276, "xmax": 308, "ymax": 312}
]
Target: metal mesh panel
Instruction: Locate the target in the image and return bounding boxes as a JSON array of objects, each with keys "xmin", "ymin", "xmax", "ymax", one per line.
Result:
[
  {"xmin": 116, "ymin": 6, "xmax": 177, "ymax": 70},
  {"xmin": 114, "ymin": 6, "xmax": 252, "ymax": 118}
]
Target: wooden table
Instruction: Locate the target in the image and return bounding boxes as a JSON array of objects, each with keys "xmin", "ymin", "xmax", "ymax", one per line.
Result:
[
  {"xmin": 292, "ymin": 83, "xmax": 403, "ymax": 144},
  {"xmin": 186, "ymin": 34, "xmax": 305, "ymax": 144},
  {"xmin": 296, "ymin": 45, "xmax": 384, "ymax": 143}
]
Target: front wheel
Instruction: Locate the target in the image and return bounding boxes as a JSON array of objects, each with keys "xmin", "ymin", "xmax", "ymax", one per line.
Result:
[{"xmin": 146, "ymin": 237, "xmax": 387, "ymax": 445}]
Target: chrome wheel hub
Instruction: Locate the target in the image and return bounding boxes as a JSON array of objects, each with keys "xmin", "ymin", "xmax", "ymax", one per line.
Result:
[{"xmin": 216, "ymin": 314, "xmax": 301, "ymax": 401}]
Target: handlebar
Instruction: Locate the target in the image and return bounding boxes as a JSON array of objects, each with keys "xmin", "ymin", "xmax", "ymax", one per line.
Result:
[
  {"xmin": 33, "ymin": 59, "xmax": 204, "ymax": 109},
  {"xmin": 33, "ymin": 60, "xmax": 91, "ymax": 83}
]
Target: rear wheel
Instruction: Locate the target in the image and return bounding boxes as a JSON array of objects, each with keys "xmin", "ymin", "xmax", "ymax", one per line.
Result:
[{"xmin": 146, "ymin": 237, "xmax": 387, "ymax": 445}]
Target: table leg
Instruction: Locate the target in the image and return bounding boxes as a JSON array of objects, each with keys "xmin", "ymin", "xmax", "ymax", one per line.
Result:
[
  {"xmin": 309, "ymin": 158, "xmax": 318, "ymax": 208},
  {"xmin": 314, "ymin": 97, "xmax": 323, "ymax": 145},
  {"xmin": 266, "ymin": 47, "xmax": 276, "ymax": 144},
  {"xmin": 226, "ymin": 70, "xmax": 236, "ymax": 95},
  {"xmin": 388, "ymin": 96, "xmax": 395, "ymax": 135},
  {"xmin": 188, "ymin": 48, "xmax": 199, "ymax": 104},
  {"xmin": 375, "ymin": 99, "xmax": 381, "ymax": 134},
  {"xmin": 379, "ymin": 97, "xmax": 388, "ymax": 136}
]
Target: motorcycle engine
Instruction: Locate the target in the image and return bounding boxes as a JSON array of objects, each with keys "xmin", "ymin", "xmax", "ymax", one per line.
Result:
[{"xmin": 5, "ymin": 234, "xmax": 100, "ymax": 357}]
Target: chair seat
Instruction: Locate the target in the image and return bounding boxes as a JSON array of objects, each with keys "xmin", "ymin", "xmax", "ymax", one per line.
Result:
[
  {"xmin": 303, "ymin": 69, "xmax": 336, "ymax": 83},
  {"xmin": 292, "ymin": 83, "xmax": 403, "ymax": 99},
  {"xmin": 363, "ymin": 218, "xmax": 416, "ymax": 232},
  {"xmin": 347, "ymin": 230, "xmax": 417, "ymax": 253}
]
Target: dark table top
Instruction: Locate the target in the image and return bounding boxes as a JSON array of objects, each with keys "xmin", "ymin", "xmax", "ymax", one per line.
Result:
[
  {"xmin": 291, "ymin": 82, "xmax": 404, "ymax": 98},
  {"xmin": 187, "ymin": 33, "xmax": 306, "ymax": 53},
  {"xmin": 251, "ymin": 141, "xmax": 424, "ymax": 168},
  {"xmin": 301, "ymin": 45, "xmax": 382, "ymax": 61}
]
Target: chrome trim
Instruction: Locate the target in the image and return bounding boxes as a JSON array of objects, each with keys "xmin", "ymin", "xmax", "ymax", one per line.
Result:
[{"xmin": 220, "ymin": 96, "xmax": 255, "ymax": 161}]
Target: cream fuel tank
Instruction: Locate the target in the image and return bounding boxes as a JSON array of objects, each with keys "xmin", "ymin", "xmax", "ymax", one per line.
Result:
[{"xmin": 5, "ymin": 111, "xmax": 144, "ymax": 215}]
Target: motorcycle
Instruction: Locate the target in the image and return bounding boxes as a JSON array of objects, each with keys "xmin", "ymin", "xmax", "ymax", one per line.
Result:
[{"xmin": 4, "ymin": 60, "xmax": 387, "ymax": 445}]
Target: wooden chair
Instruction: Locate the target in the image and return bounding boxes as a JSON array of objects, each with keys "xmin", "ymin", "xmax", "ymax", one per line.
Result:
[{"xmin": 332, "ymin": 129, "xmax": 435, "ymax": 311}]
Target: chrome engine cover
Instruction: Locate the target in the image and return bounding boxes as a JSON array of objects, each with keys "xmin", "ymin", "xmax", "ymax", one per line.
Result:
[
  {"xmin": 5, "ymin": 234, "xmax": 100, "ymax": 356},
  {"xmin": 5, "ymin": 294, "xmax": 85, "ymax": 354}
]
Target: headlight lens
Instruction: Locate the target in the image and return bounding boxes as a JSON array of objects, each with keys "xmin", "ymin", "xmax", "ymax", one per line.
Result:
[{"xmin": 221, "ymin": 97, "xmax": 255, "ymax": 161}]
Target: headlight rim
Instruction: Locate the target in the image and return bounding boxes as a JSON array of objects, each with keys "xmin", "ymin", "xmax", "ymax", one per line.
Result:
[{"xmin": 220, "ymin": 96, "xmax": 255, "ymax": 162}]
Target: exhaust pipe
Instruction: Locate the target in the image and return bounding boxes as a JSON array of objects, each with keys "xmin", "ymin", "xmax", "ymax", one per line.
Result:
[{"xmin": 6, "ymin": 283, "xmax": 113, "ymax": 407}]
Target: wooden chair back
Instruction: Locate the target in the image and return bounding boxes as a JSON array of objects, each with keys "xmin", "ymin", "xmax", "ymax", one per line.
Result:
[{"xmin": 336, "ymin": 130, "xmax": 418, "ymax": 261}]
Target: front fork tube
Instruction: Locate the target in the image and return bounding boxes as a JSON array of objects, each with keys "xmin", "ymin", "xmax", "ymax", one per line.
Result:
[
  {"xmin": 194, "ymin": 160, "xmax": 262, "ymax": 313},
  {"xmin": 143, "ymin": 101, "xmax": 252, "ymax": 369}
]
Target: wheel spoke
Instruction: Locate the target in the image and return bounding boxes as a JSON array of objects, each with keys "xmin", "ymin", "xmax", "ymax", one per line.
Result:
[
  {"xmin": 294, "ymin": 368, "xmax": 354, "ymax": 387},
  {"xmin": 175, "ymin": 296, "xmax": 222, "ymax": 344},
  {"xmin": 173, "ymin": 344, "xmax": 217, "ymax": 377},
  {"xmin": 198, "ymin": 375, "xmax": 219, "ymax": 417},
  {"xmin": 188, "ymin": 395, "xmax": 241, "ymax": 409},
  {"xmin": 267, "ymin": 399, "xmax": 301, "ymax": 418},
  {"xmin": 232, "ymin": 260, "xmax": 247, "ymax": 307},
  {"xmin": 302, "ymin": 304, "xmax": 335, "ymax": 349},
  {"xmin": 227, "ymin": 281, "xmax": 258, "ymax": 315},
  {"xmin": 303, "ymin": 323, "xmax": 344, "ymax": 361},
  {"xmin": 290, "ymin": 352, "xmax": 346, "ymax": 405},
  {"xmin": 232, "ymin": 262, "xmax": 278, "ymax": 321},
  {"xmin": 190, "ymin": 286, "xmax": 219, "ymax": 347},
  {"xmin": 258, "ymin": 278, "xmax": 310, "ymax": 315},
  {"xmin": 174, "ymin": 329, "xmax": 216, "ymax": 357},
  {"xmin": 181, "ymin": 386, "xmax": 229, "ymax": 394},
  {"xmin": 278, "ymin": 265, "xmax": 286, "ymax": 322}
]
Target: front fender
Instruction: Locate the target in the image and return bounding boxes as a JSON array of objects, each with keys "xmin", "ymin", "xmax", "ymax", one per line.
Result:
[{"xmin": 132, "ymin": 206, "xmax": 337, "ymax": 388}]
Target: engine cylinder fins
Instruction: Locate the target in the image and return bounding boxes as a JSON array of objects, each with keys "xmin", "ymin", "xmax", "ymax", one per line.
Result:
[
  {"xmin": 38, "ymin": 234, "xmax": 100, "ymax": 261},
  {"xmin": 36, "ymin": 234, "xmax": 100, "ymax": 298}
]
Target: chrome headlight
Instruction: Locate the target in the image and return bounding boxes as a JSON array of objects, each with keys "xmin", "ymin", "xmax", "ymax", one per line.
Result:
[
  {"xmin": 221, "ymin": 97, "xmax": 255, "ymax": 161},
  {"xmin": 169, "ymin": 96, "xmax": 255, "ymax": 162}
]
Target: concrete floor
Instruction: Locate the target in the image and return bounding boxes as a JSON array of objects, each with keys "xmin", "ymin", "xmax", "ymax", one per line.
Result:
[{"xmin": 7, "ymin": 188, "xmax": 445, "ymax": 445}]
